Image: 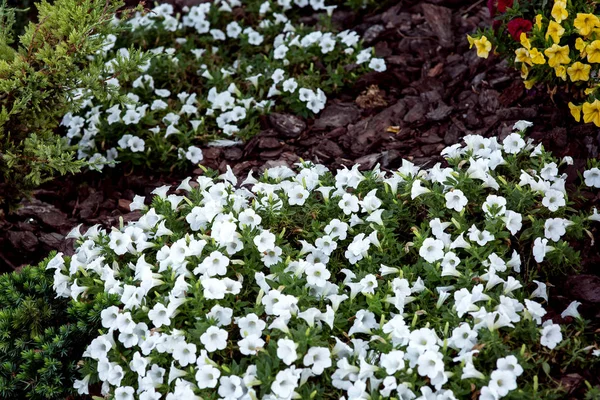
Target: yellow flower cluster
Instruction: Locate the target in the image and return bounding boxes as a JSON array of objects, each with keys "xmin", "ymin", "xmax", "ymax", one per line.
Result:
[
  {"xmin": 468, "ymin": 0, "xmax": 600, "ymax": 126},
  {"xmin": 467, "ymin": 35, "xmax": 492, "ymax": 59}
]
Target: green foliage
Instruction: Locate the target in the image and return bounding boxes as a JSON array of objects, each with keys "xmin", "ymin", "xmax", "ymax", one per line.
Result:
[
  {"xmin": 0, "ymin": 253, "xmax": 114, "ymax": 400},
  {"xmin": 0, "ymin": 0, "xmax": 149, "ymax": 212}
]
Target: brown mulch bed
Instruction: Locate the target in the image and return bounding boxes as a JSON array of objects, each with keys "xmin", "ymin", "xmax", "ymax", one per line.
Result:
[{"xmin": 1, "ymin": 2, "xmax": 599, "ymax": 385}]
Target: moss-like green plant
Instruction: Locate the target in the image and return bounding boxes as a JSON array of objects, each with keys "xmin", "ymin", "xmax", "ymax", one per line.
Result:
[
  {"xmin": 0, "ymin": 0, "xmax": 148, "ymax": 212},
  {"xmin": 0, "ymin": 253, "xmax": 117, "ymax": 399}
]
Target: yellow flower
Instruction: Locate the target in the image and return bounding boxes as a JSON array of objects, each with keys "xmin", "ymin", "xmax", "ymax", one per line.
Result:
[
  {"xmin": 529, "ymin": 48, "xmax": 546, "ymax": 64},
  {"xmin": 586, "ymin": 40, "xmax": 600, "ymax": 63},
  {"xmin": 521, "ymin": 63, "xmax": 529, "ymax": 79},
  {"xmin": 467, "ymin": 35, "xmax": 475, "ymax": 48},
  {"xmin": 567, "ymin": 62, "xmax": 591, "ymax": 82},
  {"xmin": 524, "ymin": 79, "xmax": 537, "ymax": 89},
  {"xmin": 576, "ymin": 38, "xmax": 587, "ymax": 57},
  {"xmin": 551, "ymin": 1, "xmax": 568, "ymax": 24},
  {"xmin": 544, "ymin": 44, "xmax": 571, "ymax": 67},
  {"xmin": 535, "ymin": 14, "xmax": 543, "ymax": 30},
  {"xmin": 585, "ymin": 87, "xmax": 598, "ymax": 95},
  {"xmin": 520, "ymin": 33, "xmax": 531, "ymax": 50},
  {"xmin": 582, "ymin": 99, "xmax": 600, "ymax": 126},
  {"xmin": 515, "ymin": 48, "xmax": 532, "ymax": 65},
  {"xmin": 474, "ymin": 36, "xmax": 492, "ymax": 58},
  {"xmin": 546, "ymin": 20, "xmax": 565, "ymax": 44},
  {"xmin": 568, "ymin": 102, "xmax": 582, "ymax": 122},
  {"xmin": 555, "ymin": 65, "xmax": 567, "ymax": 81},
  {"xmin": 574, "ymin": 13, "xmax": 599, "ymax": 36}
]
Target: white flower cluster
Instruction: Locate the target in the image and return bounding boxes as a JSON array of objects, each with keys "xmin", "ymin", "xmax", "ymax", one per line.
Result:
[
  {"xmin": 49, "ymin": 122, "xmax": 600, "ymax": 400},
  {"xmin": 60, "ymin": 0, "xmax": 386, "ymax": 170}
]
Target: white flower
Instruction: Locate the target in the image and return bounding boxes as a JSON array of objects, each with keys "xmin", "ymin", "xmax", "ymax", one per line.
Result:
[
  {"xmin": 129, "ymin": 352, "xmax": 149, "ymax": 376},
  {"xmin": 114, "ymin": 386, "xmax": 135, "ymax": 400},
  {"xmin": 128, "ymin": 136, "xmax": 145, "ymax": 152},
  {"xmin": 482, "ymin": 195, "xmax": 507, "ymax": 217},
  {"xmin": 496, "ymin": 355, "xmax": 524, "ymax": 377},
  {"xmin": 109, "ymin": 231, "xmax": 132, "ymax": 255},
  {"xmin": 238, "ymin": 334, "xmax": 265, "ymax": 355},
  {"xmin": 540, "ymin": 322, "xmax": 562, "ymax": 349},
  {"xmin": 73, "ymin": 374, "xmax": 91, "ymax": 395},
  {"xmin": 502, "ymin": 210, "xmax": 522, "ymax": 235},
  {"xmin": 282, "ymin": 78, "xmax": 298, "ymax": 93},
  {"xmin": 503, "ymin": 133, "xmax": 526, "ymax": 154},
  {"xmin": 274, "ymin": 44, "xmax": 289, "ymax": 60},
  {"xmin": 148, "ymin": 303, "xmax": 172, "ymax": 328},
  {"xmin": 303, "ymin": 346, "xmax": 331, "ymax": 375},
  {"xmin": 87, "ymin": 336, "xmax": 112, "ymax": 360},
  {"xmin": 583, "ymin": 167, "xmax": 600, "ymax": 188},
  {"xmin": 449, "ymin": 323, "xmax": 477, "ymax": 351},
  {"xmin": 468, "ymin": 225, "xmax": 494, "ymax": 246},
  {"xmin": 277, "ymin": 338, "xmax": 299, "ymax": 365},
  {"xmin": 561, "ymin": 300, "xmax": 582, "ymax": 319},
  {"xmin": 338, "ymin": 193, "xmax": 359, "ymax": 215},
  {"xmin": 544, "ymin": 218, "xmax": 569, "ymax": 242},
  {"xmin": 542, "ymin": 189, "xmax": 566, "ymax": 212},
  {"xmin": 101, "ymin": 306, "xmax": 119, "ymax": 330},
  {"xmin": 237, "ymin": 313, "xmax": 266, "ymax": 338},
  {"xmin": 479, "ymin": 386, "xmax": 499, "ymax": 400},
  {"xmin": 445, "ymin": 190, "xmax": 468, "ymax": 212},
  {"xmin": 226, "ymin": 21, "xmax": 242, "ymax": 38},
  {"xmin": 271, "ymin": 368, "xmax": 300, "ymax": 399},
  {"xmin": 419, "ymin": 238, "xmax": 445, "ymax": 263},
  {"xmin": 488, "ymin": 369, "xmax": 517, "ymax": 397},
  {"xmin": 173, "ymin": 342, "xmax": 197, "ymax": 367},
  {"xmin": 185, "ymin": 146, "xmax": 204, "ymax": 163},
  {"xmin": 218, "ymin": 375, "xmax": 245, "ymax": 399},
  {"xmin": 305, "ymin": 262, "xmax": 331, "ymax": 287},
  {"xmin": 416, "ymin": 350, "xmax": 444, "ymax": 379},
  {"xmin": 368, "ymin": 57, "xmax": 386, "ymax": 72},
  {"xmin": 288, "ymin": 184, "xmax": 309, "ymax": 206},
  {"xmin": 380, "ymin": 350, "xmax": 405, "ymax": 374},
  {"xmin": 324, "ymin": 219, "xmax": 348, "ymax": 240},
  {"xmin": 524, "ymin": 299, "xmax": 546, "ymax": 324},
  {"xmin": 200, "ymin": 326, "xmax": 228, "ymax": 352},
  {"xmin": 513, "ymin": 120, "xmax": 533, "ymax": 131},
  {"xmin": 254, "ymin": 230, "xmax": 276, "ymax": 252},
  {"xmin": 196, "ymin": 365, "xmax": 221, "ymax": 389},
  {"xmin": 411, "ymin": 180, "xmax": 430, "ymax": 199},
  {"xmin": 533, "ymin": 237, "xmax": 554, "ymax": 263}
]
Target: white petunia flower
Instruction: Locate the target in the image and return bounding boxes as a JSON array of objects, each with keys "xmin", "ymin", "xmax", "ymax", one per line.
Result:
[
  {"xmin": 276, "ymin": 338, "xmax": 299, "ymax": 365},
  {"xmin": 419, "ymin": 238, "xmax": 445, "ymax": 263},
  {"xmin": 540, "ymin": 322, "xmax": 562, "ymax": 349}
]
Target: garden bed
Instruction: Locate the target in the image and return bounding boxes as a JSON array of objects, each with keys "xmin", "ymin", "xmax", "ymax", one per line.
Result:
[
  {"xmin": 0, "ymin": 0, "xmax": 599, "ymax": 397},
  {"xmin": 2, "ymin": 1, "xmax": 598, "ymax": 301}
]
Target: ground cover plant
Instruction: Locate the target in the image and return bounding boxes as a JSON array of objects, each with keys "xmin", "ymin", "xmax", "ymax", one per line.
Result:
[
  {"xmin": 63, "ymin": 0, "xmax": 386, "ymax": 172},
  {"xmin": 0, "ymin": 254, "xmax": 111, "ymax": 399},
  {"xmin": 0, "ymin": 0, "xmax": 147, "ymax": 211},
  {"xmin": 51, "ymin": 123, "xmax": 600, "ymax": 399},
  {"xmin": 468, "ymin": 0, "xmax": 600, "ymax": 128}
]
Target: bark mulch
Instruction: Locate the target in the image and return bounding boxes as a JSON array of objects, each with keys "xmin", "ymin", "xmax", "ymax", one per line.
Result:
[{"xmin": 1, "ymin": 2, "xmax": 599, "ymax": 390}]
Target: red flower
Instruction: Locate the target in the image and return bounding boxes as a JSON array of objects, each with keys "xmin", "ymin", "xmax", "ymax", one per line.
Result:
[
  {"xmin": 497, "ymin": 0, "xmax": 514, "ymax": 13},
  {"xmin": 507, "ymin": 18, "xmax": 533, "ymax": 41},
  {"xmin": 488, "ymin": 0, "xmax": 514, "ymax": 17}
]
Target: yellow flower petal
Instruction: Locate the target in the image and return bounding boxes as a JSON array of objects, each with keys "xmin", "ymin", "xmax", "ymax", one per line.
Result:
[
  {"xmin": 519, "ymin": 33, "xmax": 531, "ymax": 50},
  {"xmin": 535, "ymin": 14, "xmax": 543, "ymax": 30},
  {"xmin": 583, "ymin": 99, "xmax": 600, "ymax": 127},
  {"xmin": 546, "ymin": 21, "xmax": 565, "ymax": 44},
  {"xmin": 586, "ymin": 40, "xmax": 600, "ymax": 63},
  {"xmin": 574, "ymin": 13, "xmax": 599, "ymax": 37},
  {"xmin": 567, "ymin": 62, "xmax": 591, "ymax": 82},
  {"xmin": 551, "ymin": 1, "xmax": 568, "ymax": 24},
  {"xmin": 568, "ymin": 102, "xmax": 582, "ymax": 122}
]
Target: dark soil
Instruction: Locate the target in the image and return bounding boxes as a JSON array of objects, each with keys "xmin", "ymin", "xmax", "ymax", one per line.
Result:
[{"xmin": 1, "ymin": 0, "xmax": 600, "ymax": 391}]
